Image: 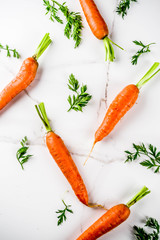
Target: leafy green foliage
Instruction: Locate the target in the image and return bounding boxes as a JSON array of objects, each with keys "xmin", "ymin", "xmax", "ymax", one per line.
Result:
[
  {"xmin": 131, "ymin": 41, "xmax": 155, "ymax": 65},
  {"xmin": 43, "ymin": 0, "xmax": 83, "ymax": 48},
  {"xmin": 0, "ymin": 43, "xmax": 20, "ymax": 58},
  {"xmin": 43, "ymin": 0, "xmax": 63, "ymax": 23},
  {"xmin": 16, "ymin": 136, "xmax": 32, "ymax": 170},
  {"xmin": 67, "ymin": 74, "xmax": 92, "ymax": 112},
  {"xmin": 133, "ymin": 217, "xmax": 160, "ymax": 240},
  {"xmin": 145, "ymin": 218, "xmax": 160, "ymax": 234},
  {"xmin": 56, "ymin": 200, "xmax": 73, "ymax": 226},
  {"xmin": 125, "ymin": 143, "xmax": 160, "ymax": 173},
  {"xmin": 116, "ymin": 0, "xmax": 137, "ymax": 18}
]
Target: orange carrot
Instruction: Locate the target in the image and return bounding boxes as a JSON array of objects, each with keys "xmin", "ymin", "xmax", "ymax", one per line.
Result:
[
  {"xmin": 85, "ymin": 62, "xmax": 160, "ymax": 165},
  {"xmin": 76, "ymin": 186, "xmax": 150, "ymax": 240},
  {"xmin": 35, "ymin": 103, "xmax": 88, "ymax": 205},
  {"xmin": 95, "ymin": 84, "xmax": 139, "ymax": 143},
  {"xmin": 79, "ymin": 0, "xmax": 108, "ymax": 40},
  {"xmin": 0, "ymin": 33, "xmax": 51, "ymax": 111},
  {"xmin": 79, "ymin": 0, "xmax": 123, "ymax": 61}
]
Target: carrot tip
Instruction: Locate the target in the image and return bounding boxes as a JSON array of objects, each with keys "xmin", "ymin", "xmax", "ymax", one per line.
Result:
[{"xmin": 83, "ymin": 142, "xmax": 96, "ymax": 166}]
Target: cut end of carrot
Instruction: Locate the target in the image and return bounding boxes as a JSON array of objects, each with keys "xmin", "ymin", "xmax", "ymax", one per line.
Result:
[
  {"xmin": 33, "ymin": 33, "xmax": 52, "ymax": 60},
  {"xmin": 35, "ymin": 102, "xmax": 52, "ymax": 133},
  {"xmin": 126, "ymin": 186, "xmax": 150, "ymax": 208},
  {"xmin": 136, "ymin": 62, "xmax": 160, "ymax": 89},
  {"xmin": 83, "ymin": 142, "xmax": 96, "ymax": 166},
  {"xmin": 88, "ymin": 203, "xmax": 107, "ymax": 210}
]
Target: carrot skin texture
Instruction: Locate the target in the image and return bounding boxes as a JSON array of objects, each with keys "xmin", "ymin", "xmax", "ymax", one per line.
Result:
[
  {"xmin": 0, "ymin": 57, "xmax": 38, "ymax": 110},
  {"xmin": 95, "ymin": 84, "xmax": 139, "ymax": 143},
  {"xmin": 46, "ymin": 131, "xmax": 88, "ymax": 205},
  {"xmin": 76, "ymin": 204, "xmax": 130, "ymax": 240},
  {"xmin": 79, "ymin": 0, "xmax": 109, "ymax": 39}
]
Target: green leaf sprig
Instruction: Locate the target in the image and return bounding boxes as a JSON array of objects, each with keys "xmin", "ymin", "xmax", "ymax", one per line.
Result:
[
  {"xmin": 43, "ymin": 0, "xmax": 83, "ymax": 48},
  {"xmin": 67, "ymin": 74, "xmax": 92, "ymax": 112},
  {"xmin": 116, "ymin": 0, "xmax": 137, "ymax": 18},
  {"xmin": 125, "ymin": 143, "xmax": 160, "ymax": 173},
  {"xmin": 0, "ymin": 43, "xmax": 20, "ymax": 58},
  {"xmin": 131, "ymin": 41, "xmax": 155, "ymax": 65},
  {"xmin": 133, "ymin": 217, "xmax": 160, "ymax": 240},
  {"xmin": 16, "ymin": 136, "xmax": 32, "ymax": 170},
  {"xmin": 56, "ymin": 200, "xmax": 73, "ymax": 226}
]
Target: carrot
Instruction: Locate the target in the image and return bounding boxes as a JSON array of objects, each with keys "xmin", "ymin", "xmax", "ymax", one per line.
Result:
[
  {"xmin": 79, "ymin": 0, "xmax": 123, "ymax": 61},
  {"xmin": 0, "ymin": 33, "xmax": 51, "ymax": 111},
  {"xmin": 76, "ymin": 186, "xmax": 150, "ymax": 240},
  {"xmin": 35, "ymin": 102, "xmax": 89, "ymax": 205},
  {"xmin": 84, "ymin": 62, "xmax": 160, "ymax": 165}
]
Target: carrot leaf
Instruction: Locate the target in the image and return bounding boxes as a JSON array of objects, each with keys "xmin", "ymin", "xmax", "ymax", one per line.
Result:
[
  {"xmin": 35, "ymin": 103, "xmax": 52, "ymax": 133},
  {"xmin": 16, "ymin": 136, "xmax": 32, "ymax": 170},
  {"xmin": 33, "ymin": 33, "xmax": 52, "ymax": 60},
  {"xmin": 133, "ymin": 217, "xmax": 160, "ymax": 240},
  {"xmin": 131, "ymin": 41, "xmax": 155, "ymax": 65},
  {"xmin": 125, "ymin": 143, "xmax": 160, "ymax": 173},
  {"xmin": 43, "ymin": 0, "xmax": 83, "ymax": 48},
  {"xmin": 67, "ymin": 74, "xmax": 92, "ymax": 112},
  {"xmin": 116, "ymin": 0, "xmax": 137, "ymax": 18},
  {"xmin": 126, "ymin": 186, "xmax": 150, "ymax": 208},
  {"xmin": 56, "ymin": 200, "xmax": 73, "ymax": 226},
  {"xmin": 43, "ymin": 0, "xmax": 63, "ymax": 23},
  {"xmin": 0, "ymin": 43, "xmax": 20, "ymax": 58}
]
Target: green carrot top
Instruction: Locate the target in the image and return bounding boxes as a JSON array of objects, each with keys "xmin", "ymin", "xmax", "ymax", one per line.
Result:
[
  {"xmin": 103, "ymin": 36, "xmax": 124, "ymax": 62},
  {"xmin": 35, "ymin": 102, "xmax": 52, "ymax": 133},
  {"xmin": 136, "ymin": 62, "xmax": 160, "ymax": 89},
  {"xmin": 126, "ymin": 186, "xmax": 150, "ymax": 208},
  {"xmin": 33, "ymin": 33, "xmax": 52, "ymax": 60}
]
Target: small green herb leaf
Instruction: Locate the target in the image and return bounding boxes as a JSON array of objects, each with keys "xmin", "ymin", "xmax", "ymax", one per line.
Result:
[
  {"xmin": 67, "ymin": 74, "xmax": 92, "ymax": 112},
  {"xmin": 116, "ymin": 0, "xmax": 137, "ymax": 18},
  {"xmin": 125, "ymin": 143, "xmax": 160, "ymax": 173},
  {"xmin": 131, "ymin": 41, "xmax": 155, "ymax": 65},
  {"xmin": 43, "ymin": 0, "xmax": 83, "ymax": 48},
  {"xmin": 56, "ymin": 200, "xmax": 73, "ymax": 226},
  {"xmin": 0, "ymin": 43, "xmax": 20, "ymax": 58},
  {"xmin": 145, "ymin": 218, "xmax": 160, "ymax": 234},
  {"xmin": 68, "ymin": 74, "xmax": 79, "ymax": 92},
  {"xmin": 16, "ymin": 136, "xmax": 32, "ymax": 170},
  {"xmin": 133, "ymin": 217, "xmax": 160, "ymax": 240}
]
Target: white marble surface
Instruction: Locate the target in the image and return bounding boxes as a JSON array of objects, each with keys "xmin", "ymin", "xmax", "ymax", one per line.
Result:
[{"xmin": 0, "ymin": 0, "xmax": 160, "ymax": 239}]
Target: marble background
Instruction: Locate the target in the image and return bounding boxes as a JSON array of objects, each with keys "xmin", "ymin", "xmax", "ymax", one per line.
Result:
[{"xmin": 0, "ymin": 0, "xmax": 160, "ymax": 239}]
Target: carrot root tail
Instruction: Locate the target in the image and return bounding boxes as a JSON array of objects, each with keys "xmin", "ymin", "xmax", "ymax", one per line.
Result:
[
  {"xmin": 84, "ymin": 142, "xmax": 96, "ymax": 166},
  {"xmin": 88, "ymin": 203, "xmax": 107, "ymax": 210}
]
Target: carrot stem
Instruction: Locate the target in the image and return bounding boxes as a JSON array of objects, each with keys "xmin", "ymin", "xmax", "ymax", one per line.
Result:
[
  {"xmin": 136, "ymin": 62, "xmax": 160, "ymax": 89},
  {"xmin": 35, "ymin": 102, "xmax": 52, "ymax": 133},
  {"xmin": 126, "ymin": 186, "xmax": 150, "ymax": 208},
  {"xmin": 103, "ymin": 36, "xmax": 124, "ymax": 62},
  {"xmin": 108, "ymin": 38, "xmax": 124, "ymax": 50},
  {"xmin": 33, "ymin": 33, "xmax": 52, "ymax": 60},
  {"xmin": 84, "ymin": 141, "xmax": 96, "ymax": 166}
]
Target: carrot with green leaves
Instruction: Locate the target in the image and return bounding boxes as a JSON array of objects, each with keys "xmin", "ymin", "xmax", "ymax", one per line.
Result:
[
  {"xmin": 76, "ymin": 186, "xmax": 150, "ymax": 240},
  {"xmin": 35, "ymin": 103, "xmax": 89, "ymax": 205},
  {"xmin": 79, "ymin": 0, "xmax": 123, "ymax": 61},
  {"xmin": 0, "ymin": 33, "xmax": 51, "ymax": 111},
  {"xmin": 85, "ymin": 62, "xmax": 160, "ymax": 165}
]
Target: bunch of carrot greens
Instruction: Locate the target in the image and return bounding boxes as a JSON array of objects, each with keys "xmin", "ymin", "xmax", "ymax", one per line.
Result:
[{"xmin": 43, "ymin": 0, "xmax": 83, "ymax": 48}]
